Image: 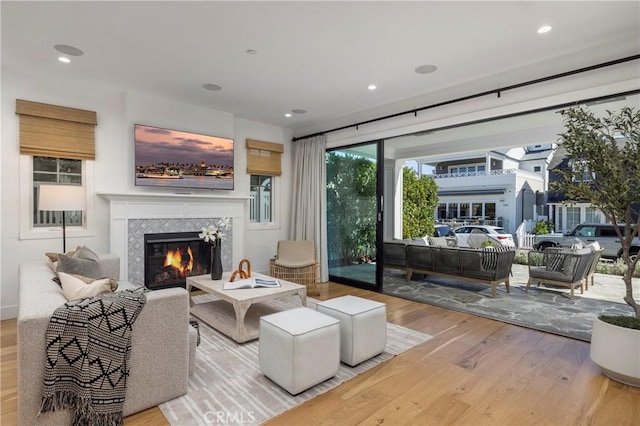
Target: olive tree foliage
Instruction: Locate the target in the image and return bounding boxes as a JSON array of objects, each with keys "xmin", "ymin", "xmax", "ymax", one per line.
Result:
[
  {"xmin": 552, "ymin": 106, "xmax": 640, "ymax": 317},
  {"xmin": 402, "ymin": 167, "xmax": 439, "ymax": 239},
  {"xmin": 326, "ymin": 152, "xmax": 377, "ymax": 265}
]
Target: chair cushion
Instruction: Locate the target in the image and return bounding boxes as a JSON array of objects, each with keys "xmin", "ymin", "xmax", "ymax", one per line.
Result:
[
  {"xmin": 275, "ymin": 240, "xmax": 316, "ymax": 268},
  {"xmin": 428, "ymin": 236, "xmax": 448, "ymax": 247}
]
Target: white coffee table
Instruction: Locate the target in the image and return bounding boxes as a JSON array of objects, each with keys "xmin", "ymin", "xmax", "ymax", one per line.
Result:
[{"xmin": 186, "ymin": 272, "xmax": 307, "ymax": 343}]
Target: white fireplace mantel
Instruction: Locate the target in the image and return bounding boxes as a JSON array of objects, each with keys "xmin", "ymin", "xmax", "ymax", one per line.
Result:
[{"xmin": 98, "ymin": 192, "xmax": 248, "ymax": 284}]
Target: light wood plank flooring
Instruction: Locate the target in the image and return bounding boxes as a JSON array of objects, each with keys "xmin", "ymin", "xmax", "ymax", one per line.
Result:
[{"xmin": 2, "ymin": 282, "xmax": 639, "ymax": 425}]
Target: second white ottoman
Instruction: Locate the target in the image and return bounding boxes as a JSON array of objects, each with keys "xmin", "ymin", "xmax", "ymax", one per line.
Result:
[
  {"xmin": 259, "ymin": 307, "xmax": 340, "ymax": 395},
  {"xmin": 316, "ymin": 295, "xmax": 387, "ymax": 366}
]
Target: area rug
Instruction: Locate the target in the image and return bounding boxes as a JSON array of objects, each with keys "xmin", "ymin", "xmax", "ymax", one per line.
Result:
[
  {"xmin": 159, "ymin": 294, "xmax": 431, "ymax": 426},
  {"xmin": 383, "ymin": 265, "xmax": 635, "ymax": 342}
]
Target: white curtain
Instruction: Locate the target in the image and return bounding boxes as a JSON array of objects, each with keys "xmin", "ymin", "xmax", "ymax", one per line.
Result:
[{"xmin": 290, "ymin": 135, "xmax": 328, "ymax": 282}]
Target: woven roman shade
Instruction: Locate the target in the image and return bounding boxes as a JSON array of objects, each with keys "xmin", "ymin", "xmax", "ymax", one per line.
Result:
[
  {"xmin": 246, "ymin": 139, "xmax": 284, "ymax": 176},
  {"xmin": 16, "ymin": 99, "xmax": 97, "ymax": 160}
]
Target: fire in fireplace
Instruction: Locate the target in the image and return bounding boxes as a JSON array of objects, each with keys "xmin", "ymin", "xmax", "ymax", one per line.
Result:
[{"xmin": 144, "ymin": 231, "xmax": 211, "ymax": 290}]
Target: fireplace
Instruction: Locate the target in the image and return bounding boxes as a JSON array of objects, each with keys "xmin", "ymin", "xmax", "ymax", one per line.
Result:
[{"xmin": 144, "ymin": 231, "xmax": 211, "ymax": 290}]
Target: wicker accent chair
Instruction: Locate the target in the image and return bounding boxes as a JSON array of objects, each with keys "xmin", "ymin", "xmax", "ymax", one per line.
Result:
[
  {"xmin": 269, "ymin": 240, "xmax": 319, "ymax": 296},
  {"xmin": 526, "ymin": 247, "xmax": 594, "ymax": 298}
]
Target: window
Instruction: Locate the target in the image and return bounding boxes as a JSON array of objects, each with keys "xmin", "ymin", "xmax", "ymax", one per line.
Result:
[
  {"xmin": 250, "ymin": 175, "xmax": 272, "ymax": 223},
  {"xmin": 33, "ymin": 156, "xmax": 83, "ymax": 228},
  {"xmin": 459, "ymin": 202, "xmax": 469, "ymax": 218},
  {"xmin": 447, "ymin": 203, "xmax": 458, "ymax": 219},
  {"xmin": 437, "ymin": 203, "xmax": 447, "ymax": 220},
  {"xmin": 449, "ymin": 163, "xmax": 484, "ymax": 176},
  {"xmin": 575, "ymin": 226, "xmax": 596, "ymax": 237},
  {"xmin": 571, "ymin": 159, "xmax": 594, "ymax": 182},
  {"xmin": 471, "ymin": 203, "xmax": 482, "ymax": 217},
  {"xmin": 534, "ymin": 166, "xmax": 541, "ymax": 172},
  {"xmin": 600, "ymin": 226, "xmax": 621, "ymax": 237},
  {"xmin": 485, "ymin": 203, "xmax": 496, "ymax": 220},
  {"xmin": 566, "ymin": 206, "xmax": 581, "ymax": 232},
  {"xmin": 585, "ymin": 207, "xmax": 602, "ymax": 223}
]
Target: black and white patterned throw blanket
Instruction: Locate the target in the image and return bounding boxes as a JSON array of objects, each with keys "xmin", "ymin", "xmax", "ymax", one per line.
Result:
[{"xmin": 39, "ymin": 287, "xmax": 147, "ymax": 426}]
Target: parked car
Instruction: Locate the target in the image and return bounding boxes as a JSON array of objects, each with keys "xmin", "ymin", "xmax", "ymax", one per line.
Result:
[
  {"xmin": 453, "ymin": 225, "xmax": 515, "ymax": 247},
  {"xmin": 533, "ymin": 223, "xmax": 640, "ymax": 260},
  {"xmin": 434, "ymin": 224, "xmax": 455, "ymax": 237}
]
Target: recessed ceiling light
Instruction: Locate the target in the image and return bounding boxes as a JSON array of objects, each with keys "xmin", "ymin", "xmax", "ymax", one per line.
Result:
[
  {"xmin": 415, "ymin": 64, "xmax": 438, "ymax": 74},
  {"xmin": 54, "ymin": 44, "xmax": 84, "ymax": 56},
  {"xmin": 58, "ymin": 57, "xmax": 71, "ymax": 63},
  {"xmin": 537, "ymin": 25, "xmax": 552, "ymax": 34},
  {"xmin": 291, "ymin": 109, "xmax": 307, "ymax": 114},
  {"xmin": 202, "ymin": 83, "xmax": 222, "ymax": 91},
  {"xmin": 285, "ymin": 113, "xmax": 292, "ymax": 118},
  {"xmin": 246, "ymin": 49, "xmax": 257, "ymax": 55},
  {"xmin": 368, "ymin": 84, "xmax": 377, "ymax": 91}
]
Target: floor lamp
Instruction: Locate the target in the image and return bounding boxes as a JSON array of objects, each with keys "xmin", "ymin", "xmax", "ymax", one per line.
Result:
[{"xmin": 38, "ymin": 184, "xmax": 87, "ymax": 253}]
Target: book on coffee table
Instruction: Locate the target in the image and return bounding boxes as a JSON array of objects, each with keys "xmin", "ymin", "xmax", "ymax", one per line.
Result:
[{"xmin": 222, "ymin": 277, "xmax": 281, "ymax": 290}]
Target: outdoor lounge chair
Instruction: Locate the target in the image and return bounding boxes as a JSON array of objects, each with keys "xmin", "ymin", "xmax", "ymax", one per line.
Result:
[{"xmin": 526, "ymin": 247, "xmax": 594, "ymax": 298}]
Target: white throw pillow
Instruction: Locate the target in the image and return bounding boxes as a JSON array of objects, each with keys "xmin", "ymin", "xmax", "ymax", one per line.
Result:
[{"xmin": 58, "ymin": 272, "xmax": 118, "ymax": 301}]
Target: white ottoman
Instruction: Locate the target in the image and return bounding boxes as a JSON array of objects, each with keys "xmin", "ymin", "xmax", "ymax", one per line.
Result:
[
  {"xmin": 316, "ymin": 295, "xmax": 387, "ymax": 366},
  {"xmin": 259, "ymin": 307, "xmax": 340, "ymax": 395}
]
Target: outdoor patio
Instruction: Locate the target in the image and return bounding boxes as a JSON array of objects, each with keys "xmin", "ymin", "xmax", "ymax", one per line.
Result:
[{"xmin": 331, "ymin": 262, "xmax": 637, "ymax": 341}]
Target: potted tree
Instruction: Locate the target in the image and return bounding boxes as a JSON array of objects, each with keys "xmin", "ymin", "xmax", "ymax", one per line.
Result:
[{"xmin": 553, "ymin": 105, "xmax": 640, "ymax": 386}]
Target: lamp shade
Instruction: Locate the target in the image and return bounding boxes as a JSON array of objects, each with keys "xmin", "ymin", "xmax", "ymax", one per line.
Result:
[{"xmin": 38, "ymin": 185, "xmax": 86, "ymax": 211}]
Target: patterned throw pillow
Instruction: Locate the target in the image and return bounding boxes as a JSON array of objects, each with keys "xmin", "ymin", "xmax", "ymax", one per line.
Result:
[
  {"xmin": 481, "ymin": 246, "xmax": 498, "ymax": 270},
  {"xmin": 547, "ymin": 254, "xmax": 565, "ymax": 272}
]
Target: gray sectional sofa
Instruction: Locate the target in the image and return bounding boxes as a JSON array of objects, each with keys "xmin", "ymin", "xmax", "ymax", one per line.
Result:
[
  {"xmin": 17, "ymin": 254, "xmax": 198, "ymax": 425},
  {"xmin": 383, "ymin": 240, "xmax": 515, "ymax": 297}
]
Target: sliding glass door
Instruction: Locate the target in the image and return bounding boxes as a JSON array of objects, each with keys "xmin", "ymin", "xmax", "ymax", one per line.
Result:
[{"xmin": 326, "ymin": 141, "xmax": 383, "ymax": 291}]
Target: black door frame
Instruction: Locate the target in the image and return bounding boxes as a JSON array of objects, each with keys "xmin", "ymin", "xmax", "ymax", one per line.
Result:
[{"xmin": 326, "ymin": 139, "xmax": 384, "ymax": 292}]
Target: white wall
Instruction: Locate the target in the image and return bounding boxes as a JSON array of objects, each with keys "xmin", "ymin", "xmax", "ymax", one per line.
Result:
[
  {"xmin": 0, "ymin": 69, "xmax": 292, "ymax": 319},
  {"xmin": 234, "ymin": 117, "xmax": 293, "ymax": 273}
]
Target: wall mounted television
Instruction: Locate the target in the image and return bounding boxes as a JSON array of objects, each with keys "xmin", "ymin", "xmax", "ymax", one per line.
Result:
[{"xmin": 134, "ymin": 124, "xmax": 234, "ymax": 190}]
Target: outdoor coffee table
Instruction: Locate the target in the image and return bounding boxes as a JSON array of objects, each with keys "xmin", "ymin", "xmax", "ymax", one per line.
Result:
[{"xmin": 186, "ymin": 272, "xmax": 307, "ymax": 343}]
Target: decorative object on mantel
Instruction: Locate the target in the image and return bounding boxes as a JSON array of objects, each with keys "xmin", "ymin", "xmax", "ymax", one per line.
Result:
[
  {"xmin": 199, "ymin": 219, "xmax": 230, "ymax": 280},
  {"xmin": 229, "ymin": 258, "xmax": 251, "ymax": 282}
]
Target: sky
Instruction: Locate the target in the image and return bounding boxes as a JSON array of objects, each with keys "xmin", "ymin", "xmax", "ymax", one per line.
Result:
[{"xmin": 135, "ymin": 124, "xmax": 234, "ymax": 167}]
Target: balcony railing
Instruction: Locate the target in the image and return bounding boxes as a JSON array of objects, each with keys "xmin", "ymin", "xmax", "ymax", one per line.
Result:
[{"xmin": 432, "ymin": 169, "xmax": 516, "ymax": 179}]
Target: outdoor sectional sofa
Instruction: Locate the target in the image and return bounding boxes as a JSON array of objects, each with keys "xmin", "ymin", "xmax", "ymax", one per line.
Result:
[{"xmin": 383, "ymin": 239, "xmax": 516, "ymax": 297}]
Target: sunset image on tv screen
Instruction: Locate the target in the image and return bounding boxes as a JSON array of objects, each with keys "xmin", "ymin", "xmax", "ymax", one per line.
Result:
[{"xmin": 134, "ymin": 124, "xmax": 234, "ymax": 190}]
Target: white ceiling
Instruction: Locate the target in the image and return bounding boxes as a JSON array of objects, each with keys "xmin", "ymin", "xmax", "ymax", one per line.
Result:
[
  {"xmin": 388, "ymin": 93, "xmax": 640, "ymax": 161},
  {"xmin": 2, "ymin": 1, "xmax": 639, "ymax": 139}
]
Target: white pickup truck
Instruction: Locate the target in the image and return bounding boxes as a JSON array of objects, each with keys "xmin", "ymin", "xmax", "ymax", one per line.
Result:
[{"xmin": 533, "ymin": 223, "xmax": 640, "ymax": 260}]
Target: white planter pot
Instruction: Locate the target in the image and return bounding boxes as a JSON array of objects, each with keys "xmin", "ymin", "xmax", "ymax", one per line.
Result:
[{"xmin": 590, "ymin": 317, "xmax": 640, "ymax": 387}]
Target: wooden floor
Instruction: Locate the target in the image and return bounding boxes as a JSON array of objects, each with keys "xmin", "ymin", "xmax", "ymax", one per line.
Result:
[{"xmin": 2, "ymin": 282, "xmax": 639, "ymax": 425}]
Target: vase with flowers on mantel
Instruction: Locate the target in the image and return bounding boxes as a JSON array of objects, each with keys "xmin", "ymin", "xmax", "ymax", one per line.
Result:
[{"xmin": 199, "ymin": 223, "xmax": 225, "ymax": 280}]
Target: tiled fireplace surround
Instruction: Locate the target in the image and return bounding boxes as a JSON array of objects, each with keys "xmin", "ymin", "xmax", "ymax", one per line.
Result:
[{"xmin": 99, "ymin": 193, "xmax": 247, "ymax": 286}]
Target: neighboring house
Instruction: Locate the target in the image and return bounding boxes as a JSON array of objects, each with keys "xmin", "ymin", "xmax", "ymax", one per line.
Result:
[
  {"xmin": 546, "ymin": 147, "xmax": 612, "ymax": 233},
  {"xmin": 415, "ymin": 144, "xmax": 553, "ymax": 233},
  {"xmin": 547, "ymin": 147, "xmax": 606, "ymax": 233}
]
